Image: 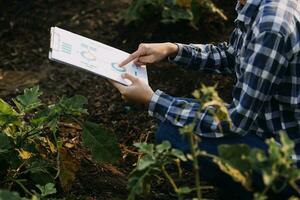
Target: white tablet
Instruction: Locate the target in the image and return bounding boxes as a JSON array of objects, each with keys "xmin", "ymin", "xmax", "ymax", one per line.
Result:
[{"xmin": 49, "ymin": 27, "xmax": 148, "ymax": 85}]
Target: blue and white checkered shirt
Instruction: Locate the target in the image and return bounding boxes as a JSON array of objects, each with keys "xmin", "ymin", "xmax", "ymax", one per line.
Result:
[{"xmin": 148, "ymin": 0, "xmax": 300, "ymax": 146}]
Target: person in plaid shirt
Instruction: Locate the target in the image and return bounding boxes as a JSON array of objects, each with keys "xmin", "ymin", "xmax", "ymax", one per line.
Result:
[{"xmin": 111, "ymin": 0, "xmax": 300, "ymax": 198}]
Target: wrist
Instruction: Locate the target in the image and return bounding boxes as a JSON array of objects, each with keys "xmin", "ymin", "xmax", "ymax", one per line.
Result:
[
  {"xmin": 145, "ymin": 90, "xmax": 155, "ymax": 106},
  {"xmin": 165, "ymin": 42, "xmax": 179, "ymax": 57}
]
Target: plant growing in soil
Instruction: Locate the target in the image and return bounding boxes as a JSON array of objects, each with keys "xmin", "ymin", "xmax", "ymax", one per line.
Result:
[
  {"xmin": 127, "ymin": 84, "xmax": 231, "ymax": 200},
  {"xmin": 128, "ymin": 85, "xmax": 300, "ymax": 200},
  {"xmin": 0, "ymin": 86, "xmax": 121, "ymax": 199}
]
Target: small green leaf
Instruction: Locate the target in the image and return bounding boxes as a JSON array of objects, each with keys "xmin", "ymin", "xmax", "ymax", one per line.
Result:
[
  {"xmin": 59, "ymin": 95, "xmax": 88, "ymax": 115},
  {"xmin": 155, "ymin": 141, "xmax": 171, "ymax": 153},
  {"xmin": 171, "ymin": 149, "xmax": 187, "ymax": 161},
  {"xmin": 36, "ymin": 183, "xmax": 57, "ymax": 197},
  {"xmin": 0, "ymin": 99, "xmax": 20, "ymax": 126},
  {"xmin": 13, "ymin": 86, "xmax": 42, "ymax": 113},
  {"xmin": 0, "ymin": 190, "xmax": 22, "ymax": 200},
  {"xmin": 134, "ymin": 142, "xmax": 154, "ymax": 156},
  {"xmin": 254, "ymin": 192, "xmax": 268, "ymax": 200},
  {"xmin": 137, "ymin": 154, "xmax": 156, "ymax": 171},
  {"xmin": 177, "ymin": 186, "xmax": 193, "ymax": 194},
  {"xmin": 82, "ymin": 122, "xmax": 121, "ymax": 162}
]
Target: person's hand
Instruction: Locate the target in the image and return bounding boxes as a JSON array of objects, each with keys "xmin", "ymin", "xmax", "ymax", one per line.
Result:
[
  {"xmin": 119, "ymin": 42, "xmax": 178, "ymax": 67},
  {"xmin": 110, "ymin": 73, "xmax": 154, "ymax": 106}
]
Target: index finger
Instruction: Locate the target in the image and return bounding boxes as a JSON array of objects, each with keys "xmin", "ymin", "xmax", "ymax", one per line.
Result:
[{"xmin": 119, "ymin": 50, "xmax": 140, "ymax": 67}]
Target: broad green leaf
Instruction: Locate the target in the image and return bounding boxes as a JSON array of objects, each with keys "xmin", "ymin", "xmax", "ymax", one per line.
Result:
[
  {"xmin": 82, "ymin": 122, "xmax": 121, "ymax": 162},
  {"xmin": 155, "ymin": 141, "xmax": 171, "ymax": 153},
  {"xmin": 137, "ymin": 154, "xmax": 156, "ymax": 171},
  {"xmin": 248, "ymin": 149, "xmax": 267, "ymax": 170},
  {"xmin": 26, "ymin": 160, "xmax": 50, "ymax": 174},
  {"xmin": 13, "ymin": 86, "xmax": 42, "ymax": 113},
  {"xmin": 59, "ymin": 95, "xmax": 88, "ymax": 115},
  {"xmin": 36, "ymin": 183, "xmax": 56, "ymax": 197},
  {"xmin": 59, "ymin": 147, "xmax": 80, "ymax": 192},
  {"xmin": 0, "ymin": 99, "xmax": 20, "ymax": 126},
  {"xmin": 213, "ymin": 157, "xmax": 252, "ymax": 191},
  {"xmin": 134, "ymin": 142, "xmax": 154, "ymax": 155},
  {"xmin": 0, "ymin": 190, "xmax": 22, "ymax": 200},
  {"xmin": 171, "ymin": 149, "xmax": 187, "ymax": 161},
  {"xmin": 218, "ymin": 144, "xmax": 252, "ymax": 172}
]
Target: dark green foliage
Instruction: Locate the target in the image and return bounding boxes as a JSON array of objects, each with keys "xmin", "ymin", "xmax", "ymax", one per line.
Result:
[
  {"xmin": 0, "ymin": 86, "xmax": 120, "ymax": 199},
  {"xmin": 82, "ymin": 122, "xmax": 121, "ymax": 162},
  {"xmin": 211, "ymin": 133, "xmax": 300, "ymax": 199},
  {"xmin": 13, "ymin": 86, "xmax": 43, "ymax": 113},
  {"xmin": 122, "ymin": 0, "xmax": 227, "ymax": 26},
  {"xmin": 0, "ymin": 99, "xmax": 20, "ymax": 127},
  {"xmin": 0, "ymin": 190, "xmax": 22, "ymax": 200},
  {"xmin": 36, "ymin": 183, "xmax": 57, "ymax": 197},
  {"xmin": 128, "ymin": 141, "xmax": 187, "ymax": 200}
]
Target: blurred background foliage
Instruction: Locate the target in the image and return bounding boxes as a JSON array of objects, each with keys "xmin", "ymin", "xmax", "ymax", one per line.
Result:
[{"xmin": 122, "ymin": 0, "xmax": 228, "ymax": 27}]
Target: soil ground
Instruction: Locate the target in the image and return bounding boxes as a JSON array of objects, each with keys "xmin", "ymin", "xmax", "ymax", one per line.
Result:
[{"xmin": 0, "ymin": 0, "xmax": 236, "ymax": 199}]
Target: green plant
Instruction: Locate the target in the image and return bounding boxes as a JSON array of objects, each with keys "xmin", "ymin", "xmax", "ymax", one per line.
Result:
[
  {"xmin": 128, "ymin": 84, "xmax": 300, "ymax": 199},
  {"xmin": 127, "ymin": 141, "xmax": 188, "ymax": 200},
  {"xmin": 0, "ymin": 86, "xmax": 121, "ymax": 198},
  {"xmin": 207, "ymin": 133, "xmax": 300, "ymax": 199},
  {"xmin": 0, "ymin": 183, "xmax": 56, "ymax": 200},
  {"xmin": 128, "ymin": 84, "xmax": 230, "ymax": 200},
  {"xmin": 122, "ymin": 0, "xmax": 227, "ymax": 26}
]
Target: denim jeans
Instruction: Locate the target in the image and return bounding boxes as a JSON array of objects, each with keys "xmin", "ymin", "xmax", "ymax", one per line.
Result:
[{"xmin": 155, "ymin": 120, "xmax": 296, "ymax": 199}]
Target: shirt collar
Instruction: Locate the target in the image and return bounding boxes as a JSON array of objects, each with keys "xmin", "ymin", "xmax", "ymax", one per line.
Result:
[{"xmin": 235, "ymin": 0, "xmax": 262, "ymax": 26}]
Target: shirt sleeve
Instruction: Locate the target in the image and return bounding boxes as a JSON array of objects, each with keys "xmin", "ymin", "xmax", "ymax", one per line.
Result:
[
  {"xmin": 150, "ymin": 31, "xmax": 288, "ymax": 137},
  {"xmin": 148, "ymin": 90, "xmax": 232, "ymax": 138},
  {"xmin": 169, "ymin": 42, "xmax": 236, "ymax": 75}
]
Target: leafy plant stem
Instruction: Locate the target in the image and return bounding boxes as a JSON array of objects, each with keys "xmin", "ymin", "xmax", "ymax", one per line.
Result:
[
  {"xmin": 188, "ymin": 132, "xmax": 202, "ymax": 200},
  {"xmin": 161, "ymin": 165, "xmax": 182, "ymax": 200},
  {"xmin": 14, "ymin": 179, "xmax": 34, "ymax": 196}
]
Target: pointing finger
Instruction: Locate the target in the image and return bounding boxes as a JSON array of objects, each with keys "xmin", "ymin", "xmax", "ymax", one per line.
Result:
[{"xmin": 119, "ymin": 50, "xmax": 140, "ymax": 67}]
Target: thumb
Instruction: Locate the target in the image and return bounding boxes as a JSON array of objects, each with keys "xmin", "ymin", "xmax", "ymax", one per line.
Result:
[{"xmin": 122, "ymin": 73, "xmax": 138, "ymax": 83}]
